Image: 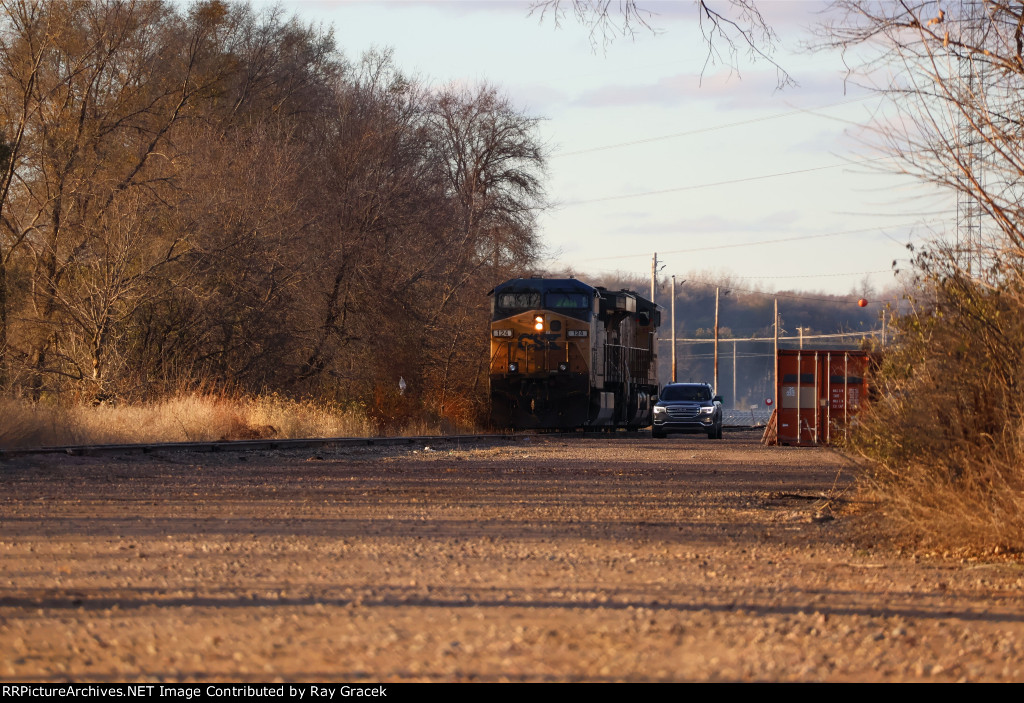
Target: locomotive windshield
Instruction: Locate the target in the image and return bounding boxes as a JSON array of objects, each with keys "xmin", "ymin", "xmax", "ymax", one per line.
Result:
[
  {"xmin": 497, "ymin": 292, "xmax": 541, "ymax": 310},
  {"xmin": 544, "ymin": 293, "xmax": 589, "ymax": 309},
  {"xmin": 491, "ymin": 278, "xmax": 596, "ymax": 321}
]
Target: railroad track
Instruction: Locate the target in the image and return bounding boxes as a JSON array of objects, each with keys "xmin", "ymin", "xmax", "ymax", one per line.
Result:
[
  {"xmin": 0, "ymin": 433, "xmax": 530, "ymax": 459},
  {"xmin": 0, "ymin": 425, "xmax": 765, "ymax": 460}
]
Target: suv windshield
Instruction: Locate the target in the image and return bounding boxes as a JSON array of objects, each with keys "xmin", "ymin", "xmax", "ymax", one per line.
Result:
[{"xmin": 661, "ymin": 385, "xmax": 711, "ymax": 402}]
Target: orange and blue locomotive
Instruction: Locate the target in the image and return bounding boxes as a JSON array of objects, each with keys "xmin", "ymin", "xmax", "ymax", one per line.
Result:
[{"xmin": 488, "ymin": 277, "xmax": 660, "ymax": 429}]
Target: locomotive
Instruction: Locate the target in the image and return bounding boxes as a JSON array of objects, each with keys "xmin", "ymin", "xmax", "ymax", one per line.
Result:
[{"xmin": 488, "ymin": 277, "xmax": 660, "ymax": 429}]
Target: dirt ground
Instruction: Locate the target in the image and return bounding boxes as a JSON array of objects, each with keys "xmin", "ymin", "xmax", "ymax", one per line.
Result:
[{"xmin": 2, "ymin": 432, "xmax": 1023, "ymax": 682}]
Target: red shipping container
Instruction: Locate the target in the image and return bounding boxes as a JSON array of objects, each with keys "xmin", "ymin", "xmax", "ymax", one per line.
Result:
[{"xmin": 774, "ymin": 349, "xmax": 872, "ymax": 446}]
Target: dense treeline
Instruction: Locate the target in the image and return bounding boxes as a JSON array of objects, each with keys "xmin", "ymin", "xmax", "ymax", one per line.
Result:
[{"xmin": 0, "ymin": 0, "xmax": 545, "ymax": 427}]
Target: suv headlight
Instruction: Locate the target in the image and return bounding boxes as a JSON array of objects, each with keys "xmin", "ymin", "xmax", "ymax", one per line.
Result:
[
  {"xmin": 653, "ymin": 406, "xmax": 666, "ymax": 415},
  {"xmin": 699, "ymin": 406, "xmax": 716, "ymax": 415}
]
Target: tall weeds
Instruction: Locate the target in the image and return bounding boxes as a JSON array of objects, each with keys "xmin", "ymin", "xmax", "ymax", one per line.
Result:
[
  {"xmin": 851, "ymin": 270, "xmax": 1024, "ymax": 553},
  {"xmin": 0, "ymin": 394, "xmax": 376, "ymax": 449}
]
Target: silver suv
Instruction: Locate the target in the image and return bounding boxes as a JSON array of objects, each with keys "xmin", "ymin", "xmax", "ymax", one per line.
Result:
[{"xmin": 651, "ymin": 383, "xmax": 724, "ymax": 439}]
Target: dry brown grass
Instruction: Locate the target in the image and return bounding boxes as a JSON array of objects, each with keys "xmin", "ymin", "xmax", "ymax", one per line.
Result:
[
  {"xmin": 856, "ymin": 435, "xmax": 1024, "ymax": 557},
  {"xmin": 850, "ymin": 272, "xmax": 1024, "ymax": 556},
  {"xmin": 0, "ymin": 394, "xmax": 377, "ymax": 449}
]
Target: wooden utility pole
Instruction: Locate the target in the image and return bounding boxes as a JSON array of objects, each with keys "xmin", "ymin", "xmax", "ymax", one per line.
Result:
[
  {"xmin": 773, "ymin": 298, "xmax": 779, "ymax": 409},
  {"xmin": 732, "ymin": 339, "xmax": 737, "ymax": 408},
  {"xmin": 714, "ymin": 287, "xmax": 720, "ymax": 396},
  {"xmin": 671, "ymin": 275, "xmax": 677, "ymax": 382},
  {"xmin": 650, "ymin": 252, "xmax": 658, "ymax": 304}
]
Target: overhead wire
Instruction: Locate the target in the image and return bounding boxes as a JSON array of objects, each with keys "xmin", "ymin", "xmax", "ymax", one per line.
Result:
[
  {"xmin": 541, "ymin": 80, "xmax": 914, "ymax": 294},
  {"xmin": 729, "ymin": 268, "xmax": 899, "ymax": 280},
  {"xmin": 660, "ymin": 330, "xmax": 883, "ymax": 344},
  {"xmin": 576, "ymin": 222, "xmax": 930, "ymax": 262},
  {"xmin": 560, "ymin": 156, "xmax": 894, "ymax": 207},
  {"xmin": 553, "ymin": 95, "xmax": 879, "ymax": 158},
  {"xmin": 720, "ymin": 288, "xmax": 900, "ymax": 304}
]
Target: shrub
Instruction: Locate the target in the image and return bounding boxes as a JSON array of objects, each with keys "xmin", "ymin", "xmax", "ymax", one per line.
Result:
[{"xmin": 851, "ymin": 266, "xmax": 1024, "ymax": 554}]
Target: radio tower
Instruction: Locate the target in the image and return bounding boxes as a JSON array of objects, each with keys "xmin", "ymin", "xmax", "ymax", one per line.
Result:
[{"xmin": 955, "ymin": 0, "xmax": 987, "ymax": 276}]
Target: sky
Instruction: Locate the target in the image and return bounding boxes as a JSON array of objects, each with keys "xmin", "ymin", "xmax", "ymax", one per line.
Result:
[{"xmin": 267, "ymin": 0, "xmax": 951, "ymax": 299}]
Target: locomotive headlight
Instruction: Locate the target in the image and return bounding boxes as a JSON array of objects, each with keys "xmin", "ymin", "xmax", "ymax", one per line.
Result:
[
  {"xmin": 533, "ymin": 315, "xmax": 544, "ymax": 331},
  {"xmin": 508, "ymin": 362, "xmax": 519, "ymax": 373}
]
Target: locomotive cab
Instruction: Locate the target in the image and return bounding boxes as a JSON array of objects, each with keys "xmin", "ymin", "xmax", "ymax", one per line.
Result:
[
  {"xmin": 488, "ymin": 278, "xmax": 596, "ymax": 429},
  {"xmin": 488, "ymin": 277, "xmax": 660, "ymax": 430}
]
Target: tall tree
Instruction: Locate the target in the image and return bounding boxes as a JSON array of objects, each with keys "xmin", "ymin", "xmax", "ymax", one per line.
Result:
[
  {"xmin": 0, "ymin": 0, "xmax": 51, "ymax": 387},
  {"xmin": 427, "ymin": 83, "xmax": 546, "ymax": 278},
  {"xmin": 1, "ymin": 0, "xmax": 236, "ymax": 396},
  {"xmin": 423, "ymin": 83, "xmax": 547, "ymax": 419}
]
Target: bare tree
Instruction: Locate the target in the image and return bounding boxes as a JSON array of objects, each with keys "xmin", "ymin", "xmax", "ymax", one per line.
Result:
[
  {"xmin": 0, "ymin": 0, "xmax": 256, "ymax": 397},
  {"xmin": 0, "ymin": 0, "xmax": 51, "ymax": 388},
  {"xmin": 0, "ymin": 1, "xmax": 345, "ymax": 399},
  {"xmin": 0, "ymin": 1, "xmax": 549, "ymax": 429},
  {"xmin": 427, "ymin": 83, "xmax": 547, "ymax": 276},
  {"xmin": 283, "ymin": 51, "xmax": 440, "ymax": 395},
  {"xmin": 823, "ymin": 1, "xmax": 1024, "ymax": 282},
  {"xmin": 422, "ymin": 83, "xmax": 547, "ymax": 419},
  {"xmin": 530, "ymin": 0, "xmax": 794, "ymax": 87}
]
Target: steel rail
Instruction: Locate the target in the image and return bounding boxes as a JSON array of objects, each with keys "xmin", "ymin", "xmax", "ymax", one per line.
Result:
[
  {"xmin": 0, "ymin": 433, "xmax": 531, "ymax": 459},
  {"xmin": 0, "ymin": 426, "xmax": 763, "ymax": 459}
]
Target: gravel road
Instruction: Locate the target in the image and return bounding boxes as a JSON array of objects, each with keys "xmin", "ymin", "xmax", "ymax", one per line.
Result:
[{"xmin": 2, "ymin": 432, "xmax": 1022, "ymax": 682}]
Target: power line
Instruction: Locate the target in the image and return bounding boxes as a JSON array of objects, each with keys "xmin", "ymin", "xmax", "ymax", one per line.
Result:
[
  {"xmin": 730, "ymin": 268, "xmax": 898, "ymax": 281},
  {"xmin": 554, "ymin": 95, "xmax": 879, "ymax": 158},
  {"xmin": 729, "ymin": 288, "xmax": 899, "ymax": 304},
  {"xmin": 561, "ymin": 156, "xmax": 893, "ymax": 207},
  {"xmin": 683, "ymin": 352, "xmax": 780, "ymax": 360},
  {"xmin": 660, "ymin": 330, "xmax": 882, "ymax": 344},
  {"xmin": 577, "ymin": 222, "xmax": 928, "ymax": 262}
]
